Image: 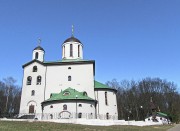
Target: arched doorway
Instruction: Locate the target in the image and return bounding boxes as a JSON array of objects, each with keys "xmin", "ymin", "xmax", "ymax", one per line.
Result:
[
  {"xmin": 59, "ymin": 111, "xmax": 71, "ymax": 119},
  {"xmin": 29, "ymin": 105, "xmax": 34, "ymax": 113}
]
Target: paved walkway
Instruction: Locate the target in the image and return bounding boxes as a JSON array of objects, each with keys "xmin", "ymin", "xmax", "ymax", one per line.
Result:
[{"xmin": 168, "ymin": 124, "xmax": 180, "ymax": 131}]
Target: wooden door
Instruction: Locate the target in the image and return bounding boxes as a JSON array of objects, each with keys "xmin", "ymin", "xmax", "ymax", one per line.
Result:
[{"xmin": 29, "ymin": 105, "xmax": 34, "ymax": 113}]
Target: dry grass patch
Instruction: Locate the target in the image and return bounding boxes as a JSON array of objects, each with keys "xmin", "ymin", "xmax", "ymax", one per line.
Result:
[{"xmin": 0, "ymin": 120, "xmax": 173, "ymax": 131}]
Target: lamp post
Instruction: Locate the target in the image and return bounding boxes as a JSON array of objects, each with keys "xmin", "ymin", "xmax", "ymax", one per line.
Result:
[
  {"xmin": 140, "ymin": 106, "xmax": 144, "ymax": 121},
  {"xmin": 75, "ymin": 95, "xmax": 78, "ymax": 119}
]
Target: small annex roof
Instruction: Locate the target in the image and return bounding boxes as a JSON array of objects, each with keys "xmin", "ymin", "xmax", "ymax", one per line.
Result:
[
  {"xmin": 94, "ymin": 81, "xmax": 109, "ymax": 88},
  {"xmin": 94, "ymin": 81, "xmax": 117, "ymax": 92},
  {"xmin": 43, "ymin": 87, "xmax": 95, "ymax": 103},
  {"xmin": 157, "ymin": 112, "xmax": 168, "ymax": 117}
]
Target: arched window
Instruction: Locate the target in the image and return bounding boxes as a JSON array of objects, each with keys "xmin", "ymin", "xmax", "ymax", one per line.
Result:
[
  {"xmin": 63, "ymin": 104, "xmax": 67, "ymax": 110},
  {"xmin": 31, "ymin": 90, "xmax": 35, "ymax": 96},
  {"xmin": 68, "ymin": 67, "xmax": 71, "ymax": 69},
  {"xmin": 35, "ymin": 52, "xmax": 39, "ymax": 59},
  {"xmin": 33, "ymin": 66, "xmax": 37, "ymax": 72},
  {"xmin": 78, "ymin": 104, "xmax": 82, "ymax": 107},
  {"xmin": 90, "ymin": 113, "xmax": 93, "ymax": 119},
  {"xmin": 50, "ymin": 114, "xmax": 53, "ymax": 119},
  {"xmin": 105, "ymin": 92, "xmax": 108, "ymax": 105},
  {"xmin": 78, "ymin": 113, "xmax": 82, "ymax": 118},
  {"xmin": 50, "ymin": 105, "xmax": 53, "ymax": 108},
  {"xmin": 78, "ymin": 45, "xmax": 80, "ymax": 57},
  {"xmin": 37, "ymin": 76, "xmax": 42, "ymax": 85},
  {"xmin": 83, "ymin": 92, "xmax": 87, "ymax": 96},
  {"xmin": 70, "ymin": 44, "xmax": 73, "ymax": 57},
  {"xmin": 68, "ymin": 76, "xmax": 71, "ymax": 81},
  {"xmin": 27, "ymin": 76, "xmax": 32, "ymax": 85},
  {"xmin": 106, "ymin": 113, "xmax": 109, "ymax": 120}
]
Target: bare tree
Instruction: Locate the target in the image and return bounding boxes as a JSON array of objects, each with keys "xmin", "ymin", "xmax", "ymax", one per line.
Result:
[{"xmin": 107, "ymin": 77, "xmax": 180, "ymax": 122}]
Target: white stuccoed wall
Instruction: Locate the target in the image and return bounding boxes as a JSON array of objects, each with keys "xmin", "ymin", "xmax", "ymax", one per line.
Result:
[
  {"xmin": 95, "ymin": 90, "xmax": 118, "ymax": 119},
  {"xmin": 20, "ymin": 62, "xmax": 95, "ymax": 114},
  {"xmin": 43, "ymin": 101, "xmax": 95, "ymax": 119},
  {"xmin": 45, "ymin": 63, "xmax": 95, "ymax": 100},
  {"xmin": 19, "ymin": 62, "xmax": 46, "ymax": 114}
]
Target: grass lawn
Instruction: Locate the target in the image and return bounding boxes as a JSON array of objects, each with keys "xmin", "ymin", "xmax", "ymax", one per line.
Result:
[{"xmin": 0, "ymin": 120, "xmax": 173, "ymax": 131}]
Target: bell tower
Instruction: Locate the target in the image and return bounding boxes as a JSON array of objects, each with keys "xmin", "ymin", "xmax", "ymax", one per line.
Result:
[
  {"xmin": 32, "ymin": 39, "xmax": 45, "ymax": 62},
  {"xmin": 62, "ymin": 25, "xmax": 83, "ymax": 60}
]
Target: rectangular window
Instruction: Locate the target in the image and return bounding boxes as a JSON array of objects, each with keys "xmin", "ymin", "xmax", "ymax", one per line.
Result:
[
  {"xmin": 105, "ymin": 92, "xmax": 108, "ymax": 105},
  {"xmin": 78, "ymin": 45, "xmax": 80, "ymax": 57},
  {"xmin": 70, "ymin": 44, "xmax": 73, "ymax": 57}
]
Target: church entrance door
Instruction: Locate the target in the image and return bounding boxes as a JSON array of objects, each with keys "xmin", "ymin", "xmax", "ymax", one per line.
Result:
[{"xmin": 29, "ymin": 105, "xmax": 34, "ymax": 113}]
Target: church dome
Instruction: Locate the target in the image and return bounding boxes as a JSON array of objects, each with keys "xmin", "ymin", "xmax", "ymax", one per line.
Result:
[
  {"xmin": 33, "ymin": 46, "xmax": 45, "ymax": 52},
  {"xmin": 63, "ymin": 36, "xmax": 81, "ymax": 43}
]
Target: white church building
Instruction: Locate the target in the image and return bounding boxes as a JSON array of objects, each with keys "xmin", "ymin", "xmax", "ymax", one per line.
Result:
[{"xmin": 19, "ymin": 31, "xmax": 118, "ymax": 120}]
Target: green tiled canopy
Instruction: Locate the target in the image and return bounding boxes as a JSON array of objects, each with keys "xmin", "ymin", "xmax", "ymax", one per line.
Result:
[{"xmin": 44, "ymin": 87, "xmax": 94, "ymax": 102}]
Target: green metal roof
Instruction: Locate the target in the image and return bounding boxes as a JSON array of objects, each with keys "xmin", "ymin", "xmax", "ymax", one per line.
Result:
[
  {"xmin": 44, "ymin": 59, "xmax": 92, "ymax": 64},
  {"xmin": 44, "ymin": 87, "xmax": 94, "ymax": 102},
  {"xmin": 94, "ymin": 81, "xmax": 110, "ymax": 89},
  {"xmin": 157, "ymin": 112, "xmax": 168, "ymax": 117}
]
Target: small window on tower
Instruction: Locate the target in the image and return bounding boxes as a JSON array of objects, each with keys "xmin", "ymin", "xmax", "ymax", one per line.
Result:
[
  {"xmin": 36, "ymin": 76, "xmax": 42, "ymax": 85},
  {"xmin": 27, "ymin": 76, "xmax": 32, "ymax": 85},
  {"xmin": 70, "ymin": 44, "xmax": 73, "ymax": 57},
  {"xmin": 68, "ymin": 67, "xmax": 71, "ymax": 69},
  {"xmin": 68, "ymin": 76, "xmax": 71, "ymax": 81},
  {"xmin": 78, "ymin": 45, "xmax": 80, "ymax": 57},
  {"xmin": 31, "ymin": 90, "xmax": 35, "ymax": 96},
  {"xmin": 33, "ymin": 66, "xmax": 37, "ymax": 72},
  {"xmin": 35, "ymin": 52, "xmax": 39, "ymax": 59}
]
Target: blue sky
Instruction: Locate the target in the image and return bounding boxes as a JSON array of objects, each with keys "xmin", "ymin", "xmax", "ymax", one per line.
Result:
[{"xmin": 0, "ymin": 0, "xmax": 180, "ymax": 89}]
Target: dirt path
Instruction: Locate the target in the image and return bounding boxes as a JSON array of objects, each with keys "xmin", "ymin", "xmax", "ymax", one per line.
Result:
[{"xmin": 168, "ymin": 124, "xmax": 180, "ymax": 131}]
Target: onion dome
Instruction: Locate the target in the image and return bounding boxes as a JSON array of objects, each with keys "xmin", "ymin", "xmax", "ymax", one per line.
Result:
[
  {"xmin": 33, "ymin": 46, "xmax": 45, "ymax": 52},
  {"xmin": 63, "ymin": 36, "xmax": 81, "ymax": 43}
]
